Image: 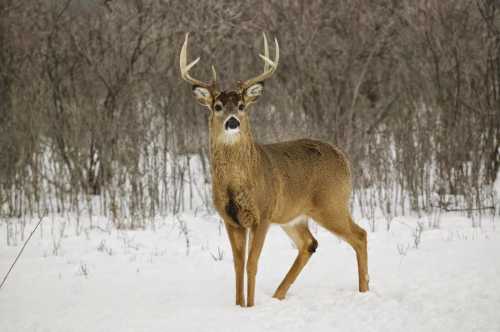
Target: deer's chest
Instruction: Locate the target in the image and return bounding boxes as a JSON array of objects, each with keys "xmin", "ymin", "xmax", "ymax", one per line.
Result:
[{"xmin": 211, "ymin": 182, "xmax": 242, "ymax": 226}]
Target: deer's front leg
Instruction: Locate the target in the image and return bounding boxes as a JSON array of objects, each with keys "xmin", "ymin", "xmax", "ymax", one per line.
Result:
[
  {"xmin": 224, "ymin": 222, "xmax": 247, "ymax": 307},
  {"xmin": 246, "ymin": 222, "xmax": 270, "ymax": 307}
]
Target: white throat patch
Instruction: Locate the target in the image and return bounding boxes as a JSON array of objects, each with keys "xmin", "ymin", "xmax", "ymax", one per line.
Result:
[{"xmin": 220, "ymin": 129, "xmax": 240, "ymax": 145}]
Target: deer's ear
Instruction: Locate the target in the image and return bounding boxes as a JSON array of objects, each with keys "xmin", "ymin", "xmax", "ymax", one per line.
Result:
[
  {"xmin": 192, "ymin": 86, "xmax": 213, "ymax": 107},
  {"xmin": 243, "ymin": 82, "xmax": 264, "ymax": 104}
]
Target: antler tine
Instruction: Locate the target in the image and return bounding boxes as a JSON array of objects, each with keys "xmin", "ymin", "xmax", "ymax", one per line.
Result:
[
  {"xmin": 240, "ymin": 33, "xmax": 279, "ymax": 90},
  {"xmin": 259, "ymin": 37, "xmax": 279, "ymax": 72},
  {"xmin": 211, "ymin": 65, "xmax": 217, "ymax": 82},
  {"xmin": 263, "ymin": 33, "xmax": 270, "ymax": 72},
  {"xmin": 179, "ymin": 33, "xmax": 215, "ymax": 88}
]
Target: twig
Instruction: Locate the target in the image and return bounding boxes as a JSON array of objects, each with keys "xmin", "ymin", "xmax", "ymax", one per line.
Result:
[
  {"xmin": 431, "ymin": 204, "xmax": 495, "ymax": 212},
  {"xmin": 0, "ymin": 217, "xmax": 44, "ymax": 290}
]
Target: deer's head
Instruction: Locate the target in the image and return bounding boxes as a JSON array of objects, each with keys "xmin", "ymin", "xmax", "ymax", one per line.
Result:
[{"xmin": 180, "ymin": 33, "xmax": 279, "ymax": 145}]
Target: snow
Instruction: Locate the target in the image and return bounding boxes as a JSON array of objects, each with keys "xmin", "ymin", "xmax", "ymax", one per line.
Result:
[{"xmin": 1, "ymin": 212, "xmax": 499, "ymax": 332}]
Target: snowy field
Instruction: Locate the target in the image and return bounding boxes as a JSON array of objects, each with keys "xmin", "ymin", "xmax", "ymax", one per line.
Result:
[{"xmin": 1, "ymin": 212, "xmax": 499, "ymax": 332}]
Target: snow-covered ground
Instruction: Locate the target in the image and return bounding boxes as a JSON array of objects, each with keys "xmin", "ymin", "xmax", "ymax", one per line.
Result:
[{"xmin": 1, "ymin": 212, "xmax": 499, "ymax": 332}]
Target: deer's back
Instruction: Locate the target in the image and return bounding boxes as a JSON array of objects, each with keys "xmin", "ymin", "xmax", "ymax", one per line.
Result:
[{"xmin": 258, "ymin": 139, "xmax": 353, "ymax": 223}]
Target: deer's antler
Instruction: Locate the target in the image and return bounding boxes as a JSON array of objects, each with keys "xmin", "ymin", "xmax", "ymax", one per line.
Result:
[
  {"xmin": 240, "ymin": 33, "xmax": 279, "ymax": 90},
  {"xmin": 180, "ymin": 33, "xmax": 217, "ymax": 88}
]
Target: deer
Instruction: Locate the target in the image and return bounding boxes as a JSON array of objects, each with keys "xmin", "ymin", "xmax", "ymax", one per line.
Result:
[{"xmin": 179, "ymin": 33, "xmax": 369, "ymax": 307}]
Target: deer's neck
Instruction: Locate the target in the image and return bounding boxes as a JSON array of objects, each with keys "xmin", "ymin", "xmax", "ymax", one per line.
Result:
[{"xmin": 209, "ymin": 131, "xmax": 260, "ymax": 183}]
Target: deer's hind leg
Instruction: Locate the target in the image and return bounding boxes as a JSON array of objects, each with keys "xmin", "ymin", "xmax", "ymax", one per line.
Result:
[
  {"xmin": 311, "ymin": 208, "xmax": 369, "ymax": 292},
  {"xmin": 273, "ymin": 216, "xmax": 318, "ymax": 300}
]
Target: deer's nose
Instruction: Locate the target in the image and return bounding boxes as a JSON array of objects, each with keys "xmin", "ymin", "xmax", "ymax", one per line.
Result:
[{"xmin": 225, "ymin": 116, "xmax": 240, "ymax": 130}]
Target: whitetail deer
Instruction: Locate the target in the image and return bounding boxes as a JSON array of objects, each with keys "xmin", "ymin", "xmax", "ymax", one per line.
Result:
[{"xmin": 180, "ymin": 33, "xmax": 369, "ymax": 307}]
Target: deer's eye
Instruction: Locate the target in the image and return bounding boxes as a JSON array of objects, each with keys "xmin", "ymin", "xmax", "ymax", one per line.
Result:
[
  {"xmin": 238, "ymin": 102, "xmax": 245, "ymax": 111},
  {"xmin": 213, "ymin": 102, "xmax": 223, "ymax": 112}
]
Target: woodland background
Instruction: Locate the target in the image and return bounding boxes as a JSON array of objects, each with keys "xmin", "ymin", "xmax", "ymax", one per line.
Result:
[{"xmin": 1, "ymin": 0, "xmax": 499, "ymax": 235}]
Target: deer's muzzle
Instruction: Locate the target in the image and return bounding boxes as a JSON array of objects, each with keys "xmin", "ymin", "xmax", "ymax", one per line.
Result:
[{"xmin": 224, "ymin": 116, "xmax": 240, "ymax": 131}]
